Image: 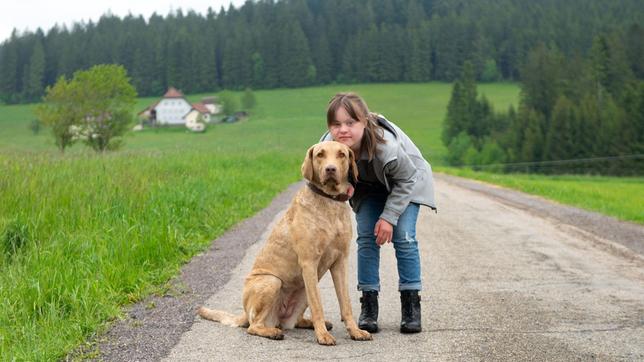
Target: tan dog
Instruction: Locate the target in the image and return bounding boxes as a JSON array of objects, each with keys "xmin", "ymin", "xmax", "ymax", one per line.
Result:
[{"xmin": 198, "ymin": 141, "xmax": 372, "ymax": 345}]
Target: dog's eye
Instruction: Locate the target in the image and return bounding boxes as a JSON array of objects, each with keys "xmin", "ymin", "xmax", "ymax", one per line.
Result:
[
  {"xmin": 337, "ymin": 152, "xmax": 346, "ymax": 158},
  {"xmin": 316, "ymin": 152, "xmax": 324, "ymax": 158}
]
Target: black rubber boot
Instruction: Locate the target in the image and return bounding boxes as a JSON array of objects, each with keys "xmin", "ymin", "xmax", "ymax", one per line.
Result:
[
  {"xmin": 400, "ymin": 290, "xmax": 422, "ymax": 333},
  {"xmin": 358, "ymin": 290, "xmax": 379, "ymax": 333}
]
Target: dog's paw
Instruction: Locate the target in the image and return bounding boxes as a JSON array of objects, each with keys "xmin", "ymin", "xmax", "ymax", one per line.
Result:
[
  {"xmin": 316, "ymin": 331, "xmax": 336, "ymax": 346},
  {"xmin": 350, "ymin": 328, "xmax": 372, "ymax": 341},
  {"xmin": 268, "ymin": 332, "xmax": 285, "ymax": 340}
]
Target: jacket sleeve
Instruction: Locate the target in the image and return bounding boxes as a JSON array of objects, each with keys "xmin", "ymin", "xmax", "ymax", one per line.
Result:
[{"xmin": 380, "ymin": 147, "xmax": 417, "ymax": 226}]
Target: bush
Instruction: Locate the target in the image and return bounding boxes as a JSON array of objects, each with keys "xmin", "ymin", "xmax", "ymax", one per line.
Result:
[
  {"xmin": 219, "ymin": 91, "xmax": 239, "ymax": 115},
  {"xmin": 463, "ymin": 145, "xmax": 480, "ymax": 168},
  {"xmin": 447, "ymin": 132, "xmax": 473, "ymax": 166},
  {"xmin": 241, "ymin": 88, "xmax": 256, "ymax": 110},
  {"xmin": 29, "ymin": 119, "xmax": 41, "ymax": 135},
  {"xmin": 480, "ymin": 59, "xmax": 501, "ymax": 82},
  {"xmin": 477, "ymin": 139, "xmax": 507, "ymax": 172}
]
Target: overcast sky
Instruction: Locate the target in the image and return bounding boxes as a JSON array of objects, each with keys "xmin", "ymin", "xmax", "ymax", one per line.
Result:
[{"xmin": 1, "ymin": 0, "xmax": 247, "ymax": 43}]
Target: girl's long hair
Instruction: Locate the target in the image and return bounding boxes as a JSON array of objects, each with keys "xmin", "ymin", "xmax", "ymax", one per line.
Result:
[{"xmin": 326, "ymin": 92, "xmax": 385, "ymax": 161}]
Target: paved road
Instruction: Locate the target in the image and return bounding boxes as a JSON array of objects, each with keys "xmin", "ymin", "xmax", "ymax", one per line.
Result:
[{"xmin": 160, "ymin": 176, "xmax": 644, "ymax": 361}]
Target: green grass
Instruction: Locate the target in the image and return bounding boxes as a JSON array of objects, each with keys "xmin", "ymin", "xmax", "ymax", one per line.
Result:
[
  {"xmin": 0, "ymin": 82, "xmax": 520, "ymax": 161},
  {"xmin": 0, "ymin": 152, "xmax": 297, "ymax": 360},
  {"xmin": 438, "ymin": 167, "xmax": 644, "ymax": 224},
  {"xmin": 0, "ymin": 82, "xmax": 641, "ymax": 360}
]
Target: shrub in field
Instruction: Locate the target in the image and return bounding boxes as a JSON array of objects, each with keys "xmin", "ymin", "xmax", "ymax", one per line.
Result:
[
  {"xmin": 29, "ymin": 119, "xmax": 41, "ymax": 134},
  {"xmin": 35, "ymin": 76, "xmax": 79, "ymax": 152},
  {"xmin": 446, "ymin": 132, "xmax": 473, "ymax": 166},
  {"xmin": 219, "ymin": 91, "xmax": 239, "ymax": 116},
  {"xmin": 36, "ymin": 64, "xmax": 137, "ymax": 153},
  {"xmin": 242, "ymin": 88, "xmax": 256, "ymax": 110}
]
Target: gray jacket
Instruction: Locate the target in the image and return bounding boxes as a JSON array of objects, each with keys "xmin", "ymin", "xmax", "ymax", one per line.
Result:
[{"xmin": 320, "ymin": 115, "xmax": 436, "ymax": 226}]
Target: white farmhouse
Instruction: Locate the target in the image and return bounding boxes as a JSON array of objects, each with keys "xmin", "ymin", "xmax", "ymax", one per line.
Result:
[
  {"xmin": 138, "ymin": 87, "xmax": 221, "ymax": 130},
  {"xmin": 153, "ymin": 87, "xmax": 192, "ymax": 125}
]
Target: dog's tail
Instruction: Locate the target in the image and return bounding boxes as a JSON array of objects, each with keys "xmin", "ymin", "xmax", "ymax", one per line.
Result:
[{"xmin": 197, "ymin": 306, "xmax": 249, "ymax": 328}]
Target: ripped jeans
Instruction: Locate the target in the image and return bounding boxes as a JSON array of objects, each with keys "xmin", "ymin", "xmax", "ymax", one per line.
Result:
[{"xmin": 355, "ymin": 195, "xmax": 422, "ymax": 292}]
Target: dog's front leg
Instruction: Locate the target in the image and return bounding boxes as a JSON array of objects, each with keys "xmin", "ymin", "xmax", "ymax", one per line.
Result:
[
  {"xmin": 330, "ymin": 258, "xmax": 372, "ymax": 341},
  {"xmin": 300, "ymin": 263, "xmax": 336, "ymax": 345}
]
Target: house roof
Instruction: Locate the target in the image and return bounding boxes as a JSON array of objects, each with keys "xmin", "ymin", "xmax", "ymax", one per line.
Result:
[
  {"xmin": 182, "ymin": 102, "xmax": 211, "ymax": 119},
  {"xmin": 201, "ymin": 96, "xmax": 219, "ymax": 104},
  {"xmin": 191, "ymin": 102, "xmax": 210, "ymax": 114},
  {"xmin": 139, "ymin": 87, "xmax": 192, "ymax": 116},
  {"xmin": 163, "ymin": 87, "xmax": 185, "ymax": 98}
]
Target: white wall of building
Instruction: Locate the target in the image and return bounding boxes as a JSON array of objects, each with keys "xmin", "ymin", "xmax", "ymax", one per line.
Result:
[
  {"xmin": 204, "ymin": 103, "xmax": 222, "ymax": 114},
  {"xmin": 155, "ymin": 98, "xmax": 192, "ymax": 125},
  {"xmin": 185, "ymin": 110, "xmax": 210, "ymax": 128}
]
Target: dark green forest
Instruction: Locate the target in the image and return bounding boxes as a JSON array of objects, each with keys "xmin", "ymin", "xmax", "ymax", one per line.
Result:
[
  {"xmin": 0, "ymin": 0, "xmax": 642, "ymax": 104},
  {"xmin": 442, "ymin": 28, "xmax": 644, "ymax": 175}
]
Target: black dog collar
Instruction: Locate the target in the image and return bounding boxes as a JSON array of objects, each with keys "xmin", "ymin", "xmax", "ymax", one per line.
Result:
[{"xmin": 307, "ymin": 183, "xmax": 351, "ymax": 202}]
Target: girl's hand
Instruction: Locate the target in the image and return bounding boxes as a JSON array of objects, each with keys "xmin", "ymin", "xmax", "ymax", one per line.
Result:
[{"xmin": 374, "ymin": 219, "xmax": 393, "ymax": 246}]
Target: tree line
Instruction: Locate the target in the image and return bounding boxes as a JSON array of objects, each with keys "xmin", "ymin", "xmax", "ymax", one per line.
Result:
[
  {"xmin": 1, "ymin": 0, "xmax": 642, "ymax": 104},
  {"xmin": 442, "ymin": 25, "xmax": 644, "ymax": 175}
]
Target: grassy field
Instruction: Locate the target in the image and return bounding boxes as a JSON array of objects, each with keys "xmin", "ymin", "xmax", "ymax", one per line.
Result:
[
  {"xmin": 0, "ymin": 82, "xmax": 519, "ymax": 159},
  {"xmin": 0, "ymin": 82, "xmax": 641, "ymax": 359}
]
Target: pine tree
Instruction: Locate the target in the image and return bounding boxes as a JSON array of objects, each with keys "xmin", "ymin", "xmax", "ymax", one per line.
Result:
[
  {"xmin": 374, "ymin": 23, "xmax": 404, "ymax": 81},
  {"xmin": 277, "ymin": 19, "xmax": 313, "ymax": 87},
  {"xmin": 590, "ymin": 33, "xmax": 634, "ymax": 100},
  {"xmin": 442, "ymin": 61, "xmax": 478, "ymax": 146},
  {"xmin": 0, "ymin": 31, "xmax": 19, "ymax": 103},
  {"xmin": 624, "ymin": 24, "xmax": 644, "ymax": 78},
  {"xmin": 310, "ymin": 31, "xmax": 332, "ymax": 84},
  {"xmin": 23, "ymin": 39, "xmax": 46, "ymax": 101},
  {"xmin": 543, "ymin": 96, "xmax": 579, "ymax": 172},
  {"xmin": 519, "ymin": 109, "xmax": 545, "ymax": 171},
  {"xmin": 520, "ymin": 43, "xmax": 563, "ymax": 120}
]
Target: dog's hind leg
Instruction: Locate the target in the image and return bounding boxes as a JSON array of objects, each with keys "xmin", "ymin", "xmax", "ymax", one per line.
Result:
[
  {"xmin": 290, "ymin": 289, "xmax": 332, "ymax": 331},
  {"xmin": 244, "ymin": 274, "xmax": 285, "ymax": 340},
  {"xmin": 281, "ymin": 288, "xmax": 332, "ymax": 330}
]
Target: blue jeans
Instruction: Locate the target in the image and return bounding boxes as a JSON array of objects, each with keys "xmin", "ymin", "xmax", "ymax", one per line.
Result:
[{"xmin": 355, "ymin": 195, "xmax": 422, "ymax": 292}]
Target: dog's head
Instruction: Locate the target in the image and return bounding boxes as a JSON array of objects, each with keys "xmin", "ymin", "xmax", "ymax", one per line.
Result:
[{"xmin": 301, "ymin": 141, "xmax": 358, "ymax": 196}]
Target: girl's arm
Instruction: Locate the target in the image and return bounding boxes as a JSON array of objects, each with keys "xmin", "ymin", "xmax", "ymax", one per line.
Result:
[{"xmin": 379, "ymin": 147, "xmax": 417, "ymax": 226}]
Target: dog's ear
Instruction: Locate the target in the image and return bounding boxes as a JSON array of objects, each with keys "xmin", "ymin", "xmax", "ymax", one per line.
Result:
[
  {"xmin": 348, "ymin": 148, "xmax": 359, "ymax": 183},
  {"xmin": 301, "ymin": 145, "xmax": 315, "ymax": 181}
]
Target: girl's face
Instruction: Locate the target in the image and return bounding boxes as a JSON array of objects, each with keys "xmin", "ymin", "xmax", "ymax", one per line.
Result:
[{"xmin": 329, "ymin": 106, "xmax": 365, "ymax": 152}]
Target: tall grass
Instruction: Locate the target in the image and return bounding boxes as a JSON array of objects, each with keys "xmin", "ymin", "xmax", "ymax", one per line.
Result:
[{"xmin": 0, "ymin": 151, "xmax": 300, "ymax": 359}]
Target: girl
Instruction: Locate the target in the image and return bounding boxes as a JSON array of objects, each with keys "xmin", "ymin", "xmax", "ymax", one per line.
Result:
[{"xmin": 320, "ymin": 92, "xmax": 436, "ymax": 333}]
